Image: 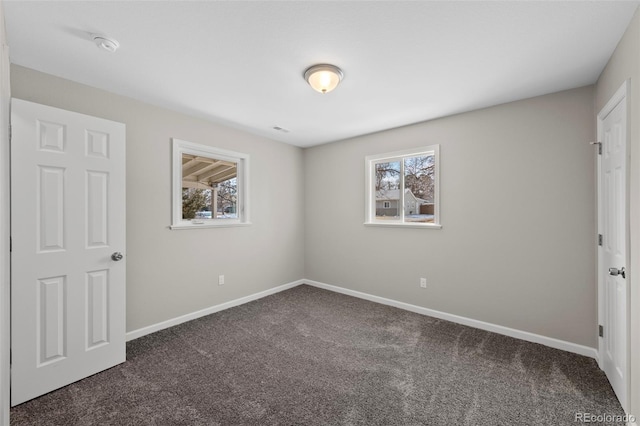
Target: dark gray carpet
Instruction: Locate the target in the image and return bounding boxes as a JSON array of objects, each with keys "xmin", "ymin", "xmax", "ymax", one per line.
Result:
[{"xmin": 11, "ymin": 285, "xmax": 624, "ymax": 425}]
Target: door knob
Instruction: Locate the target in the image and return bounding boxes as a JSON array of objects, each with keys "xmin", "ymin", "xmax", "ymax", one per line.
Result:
[
  {"xmin": 609, "ymin": 267, "xmax": 625, "ymax": 279},
  {"xmin": 111, "ymin": 252, "xmax": 123, "ymax": 261}
]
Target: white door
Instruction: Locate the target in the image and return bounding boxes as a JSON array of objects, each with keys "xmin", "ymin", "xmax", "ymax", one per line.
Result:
[
  {"xmin": 598, "ymin": 84, "xmax": 628, "ymax": 412},
  {"xmin": 10, "ymin": 99, "xmax": 126, "ymax": 406}
]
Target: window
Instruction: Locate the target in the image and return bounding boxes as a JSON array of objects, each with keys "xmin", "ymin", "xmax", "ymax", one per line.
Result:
[
  {"xmin": 171, "ymin": 139, "xmax": 250, "ymax": 229},
  {"xmin": 364, "ymin": 145, "xmax": 440, "ymax": 228}
]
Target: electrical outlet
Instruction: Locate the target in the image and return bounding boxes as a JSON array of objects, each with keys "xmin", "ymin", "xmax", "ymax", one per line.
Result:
[
  {"xmin": 218, "ymin": 274, "xmax": 225, "ymax": 286},
  {"xmin": 420, "ymin": 277, "xmax": 427, "ymax": 288}
]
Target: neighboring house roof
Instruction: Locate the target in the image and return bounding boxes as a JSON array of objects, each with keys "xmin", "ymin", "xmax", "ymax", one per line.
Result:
[
  {"xmin": 376, "ymin": 188, "xmax": 419, "ymax": 201},
  {"xmin": 376, "ymin": 189, "xmax": 400, "ymax": 201}
]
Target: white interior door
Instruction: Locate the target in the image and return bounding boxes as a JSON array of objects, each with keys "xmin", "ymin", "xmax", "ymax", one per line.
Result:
[
  {"xmin": 10, "ymin": 99, "xmax": 126, "ymax": 406},
  {"xmin": 598, "ymin": 84, "xmax": 628, "ymax": 412}
]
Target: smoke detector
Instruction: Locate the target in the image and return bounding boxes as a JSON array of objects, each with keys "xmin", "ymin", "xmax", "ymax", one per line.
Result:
[{"xmin": 92, "ymin": 34, "xmax": 120, "ymax": 53}]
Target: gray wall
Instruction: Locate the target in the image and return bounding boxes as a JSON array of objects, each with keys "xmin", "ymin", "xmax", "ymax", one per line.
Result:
[
  {"xmin": 304, "ymin": 86, "xmax": 596, "ymax": 347},
  {"xmin": 595, "ymin": 7, "xmax": 640, "ymax": 417},
  {"xmin": 11, "ymin": 65, "xmax": 599, "ymax": 350},
  {"xmin": 11, "ymin": 64, "xmax": 598, "ymax": 349},
  {"xmin": 11, "ymin": 65, "xmax": 305, "ymax": 333}
]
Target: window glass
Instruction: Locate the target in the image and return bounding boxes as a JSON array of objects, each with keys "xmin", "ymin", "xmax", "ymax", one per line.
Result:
[
  {"xmin": 403, "ymin": 155, "xmax": 435, "ymax": 223},
  {"xmin": 375, "ymin": 161, "xmax": 400, "ymax": 220},
  {"xmin": 181, "ymin": 154, "xmax": 238, "ymax": 220}
]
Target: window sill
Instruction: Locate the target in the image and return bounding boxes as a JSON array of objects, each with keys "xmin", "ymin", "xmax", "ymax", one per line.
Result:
[
  {"xmin": 364, "ymin": 222, "xmax": 442, "ymax": 229},
  {"xmin": 170, "ymin": 221, "xmax": 252, "ymax": 230}
]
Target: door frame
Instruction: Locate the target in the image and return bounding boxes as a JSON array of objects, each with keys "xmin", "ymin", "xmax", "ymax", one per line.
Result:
[
  {"xmin": 0, "ymin": 9, "xmax": 10, "ymax": 425},
  {"xmin": 597, "ymin": 79, "xmax": 631, "ymax": 412}
]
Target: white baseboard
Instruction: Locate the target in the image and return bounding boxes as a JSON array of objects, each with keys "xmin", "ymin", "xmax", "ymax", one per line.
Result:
[
  {"xmin": 304, "ymin": 279, "xmax": 599, "ymax": 360},
  {"xmin": 126, "ymin": 279, "xmax": 304, "ymax": 341},
  {"xmin": 127, "ymin": 277, "xmax": 598, "ymax": 361}
]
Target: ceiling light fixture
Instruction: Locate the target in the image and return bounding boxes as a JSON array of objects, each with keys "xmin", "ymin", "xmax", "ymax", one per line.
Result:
[
  {"xmin": 92, "ymin": 34, "xmax": 120, "ymax": 53},
  {"xmin": 304, "ymin": 64, "xmax": 344, "ymax": 94}
]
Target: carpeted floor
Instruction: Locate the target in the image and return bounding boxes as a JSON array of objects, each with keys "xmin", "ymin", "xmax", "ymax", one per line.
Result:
[{"xmin": 11, "ymin": 285, "xmax": 625, "ymax": 425}]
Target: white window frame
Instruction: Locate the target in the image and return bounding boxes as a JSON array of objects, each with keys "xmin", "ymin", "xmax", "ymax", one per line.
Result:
[
  {"xmin": 171, "ymin": 138, "xmax": 250, "ymax": 229},
  {"xmin": 364, "ymin": 145, "xmax": 441, "ymax": 229}
]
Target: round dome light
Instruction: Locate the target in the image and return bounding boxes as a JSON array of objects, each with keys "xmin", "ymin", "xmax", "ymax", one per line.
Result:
[{"xmin": 304, "ymin": 64, "xmax": 344, "ymax": 94}]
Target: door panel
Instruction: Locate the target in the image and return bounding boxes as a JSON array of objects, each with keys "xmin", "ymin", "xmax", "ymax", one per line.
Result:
[
  {"xmin": 37, "ymin": 275, "xmax": 66, "ymax": 366},
  {"xmin": 38, "ymin": 166, "xmax": 65, "ymax": 252},
  {"xmin": 11, "ymin": 99, "xmax": 126, "ymax": 406},
  {"xmin": 86, "ymin": 269, "xmax": 110, "ymax": 349}
]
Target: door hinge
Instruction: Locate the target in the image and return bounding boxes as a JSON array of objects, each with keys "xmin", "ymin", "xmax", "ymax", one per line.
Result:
[
  {"xmin": 598, "ymin": 234, "xmax": 603, "ymax": 246},
  {"xmin": 599, "ymin": 325, "xmax": 603, "ymax": 338},
  {"xmin": 590, "ymin": 141, "xmax": 602, "ymax": 155}
]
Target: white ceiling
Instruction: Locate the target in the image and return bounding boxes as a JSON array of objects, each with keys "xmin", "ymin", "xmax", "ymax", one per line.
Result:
[{"xmin": 4, "ymin": 1, "xmax": 639, "ymax": 147}]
